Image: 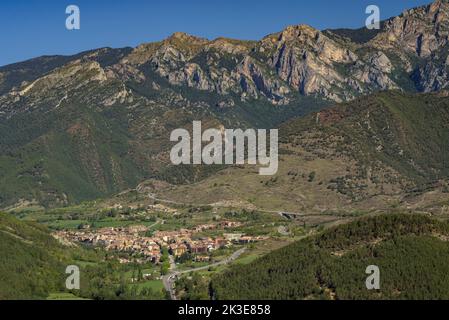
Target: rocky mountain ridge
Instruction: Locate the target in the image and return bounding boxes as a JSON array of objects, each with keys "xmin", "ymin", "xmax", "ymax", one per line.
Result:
[
  {"xmin": 1, "ymin": 0, "xmax": 449, "ymax": 208},
  {"xmin": 1, "ymin": 0, "xmax": 449, "ymax": 107}
]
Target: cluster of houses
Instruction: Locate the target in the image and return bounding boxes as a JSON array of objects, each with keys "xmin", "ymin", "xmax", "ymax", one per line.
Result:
[
  {"xmin": 53, "ymin": 220, "xmax": 267, "ymax": 264},
  {"xmin": 167, "ymin": 236, "xmax": 229, "ymax": 259},
  {"xmin": 54, "ymin": 225, "xmax": 162, "ymax": 263}
]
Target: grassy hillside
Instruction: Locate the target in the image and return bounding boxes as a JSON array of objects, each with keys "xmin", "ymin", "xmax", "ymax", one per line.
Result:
[
  {"xmin": 151, "ymin": 91, "xmax": 449, "ymax": 214},
  {"xmin": 211, "ymin": 213, "xmax": 449, "ymax": 300},
  {"xmin": 282, "ymin": 91, "xmax": 449, "ymax": 191},
  {"xmin": 0, "ymin": 48, "xmax": 132, "ymax": 95},
  {"xmin": 0, "ymin": 56, "xmax": 327, "ymax": 209},
  {"xmin": 0, "ymin": 98, "xmax": 144, "ymax": 207}
]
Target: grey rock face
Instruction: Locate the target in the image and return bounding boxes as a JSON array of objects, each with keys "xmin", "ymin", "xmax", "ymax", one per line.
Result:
[
  {"xmin": 413, "ymin": 61, "xmax": 449, "ymax": 92},
  {"xmin": 2, "ymin": 0, "xmax": 449, "ymax": 108},
  {"xmin": 372, "ymin": 0, "xmax": 449, "ymax": 58}
]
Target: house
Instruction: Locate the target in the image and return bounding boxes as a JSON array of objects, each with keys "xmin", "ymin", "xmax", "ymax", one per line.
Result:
[
  {"xmin": 195, "ymin": 255, "xmax": 211, "ymax": 262},
  {"xmin": 224, "ymin": 233, "xmax": 244, "ymax": 242},
  {"xmin": 214, "ymin": 237, "xmax": 228, "ymax": 249},
  {"xmin": 189, "ymin": 243, "xmax": 208, "ymax": 254},
  {"xmin": 170, "ymin": 243, "xmax": 188, "ymax": 257},
  {"xmin": 239, "ymin": 236, "xmax": 254, "ymax": 244}
]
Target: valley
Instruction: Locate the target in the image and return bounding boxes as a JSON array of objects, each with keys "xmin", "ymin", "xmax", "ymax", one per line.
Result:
[{"xmin": 2, "ymin": 0, "xmax": 449, "ymax": 301}]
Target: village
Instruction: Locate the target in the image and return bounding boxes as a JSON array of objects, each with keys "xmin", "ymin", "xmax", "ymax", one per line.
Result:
[{"xmin": 54, "ymin": 220, "xmax": 269, "ymax": 264}]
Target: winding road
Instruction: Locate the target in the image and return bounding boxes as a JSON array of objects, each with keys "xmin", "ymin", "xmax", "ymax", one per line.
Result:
[
  {"xmin": 147, "ymin": 192, "xmax": 305, "ymax": 217},
  {"xmin": 148, "ymin": 191, "xmax": 300, "ymax": 299},
  {"xmin": 162, "ymin": 248, "xmax": 246, "ymax": 300}
]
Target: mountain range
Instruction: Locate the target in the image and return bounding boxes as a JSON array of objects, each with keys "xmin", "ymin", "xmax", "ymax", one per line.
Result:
[{"xmin": 1, "ymin": 0, "xmax": 449, "ymax": 208}]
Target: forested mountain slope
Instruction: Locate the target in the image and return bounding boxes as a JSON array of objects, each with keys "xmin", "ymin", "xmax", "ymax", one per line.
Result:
[
  {"xmin": 0, "ymin": 212, "xmax": 67, "ymax": 299},
  {"xmin": 211, "ymin": 214, "xmax": 449, "ymax": 300}
]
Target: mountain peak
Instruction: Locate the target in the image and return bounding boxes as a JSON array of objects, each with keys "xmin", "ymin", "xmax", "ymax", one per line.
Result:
[
  {"xmin": 427, "ymin": 0, "xmax": 449, "ymax": 21},
  {"xmin": 284, "ymin": 24, "xmax": 316, "ymax": 32},
  {"xmin": 206, "ymin": 37, "xmax": 253, "ymax": 54},
  {"xmin": 429, "ymin": 0, "xmax": 449, "ymax": 11},
  {"xmin": 278, "ymin": 24, "xmax": 318, "ymax": 40},
  {"xmin": 167, "ymin": 32, "xmax": 209, "ymax": 44},
  {"xmin": 261, "ymin": 24, "xmax": 320, "ymax": 45},
  {"xmin": 370, "ymin": 0, "xmax": 449, "ymax": 57}
]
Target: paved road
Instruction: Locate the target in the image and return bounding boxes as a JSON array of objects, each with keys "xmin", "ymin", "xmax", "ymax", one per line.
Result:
[
  {"xmin": 162, "ymin": 254, "xmax": 178, "ymax": 300},
  {"xmin": 148, "ymin": 193, "xmax": 186, "ymax": 206},
  {"xmin": 148, "ymin": 192, "xmax": 305, "ymax": 217},
  {"xmin": 162, "ymin": 248, "xmax": 246, "ymax": 300},
  {"xmin": 147, "ymin": 219, "xmax": 163, "ymax": 229}
]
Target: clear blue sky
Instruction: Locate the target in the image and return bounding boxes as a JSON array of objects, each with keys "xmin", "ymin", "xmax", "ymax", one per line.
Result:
[{"xmin": 0, "ymin": 0, "xmax": 432, "ymax": 66}]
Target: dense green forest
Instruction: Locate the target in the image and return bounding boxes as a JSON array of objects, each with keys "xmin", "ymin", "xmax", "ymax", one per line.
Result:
[
  {"xmin": 0, "ymin": 212, "xmax": 67, "ymax": 299},
  {"xmin": 211, "ymin": 214, "xmax": 449, "ymax": 300}
]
